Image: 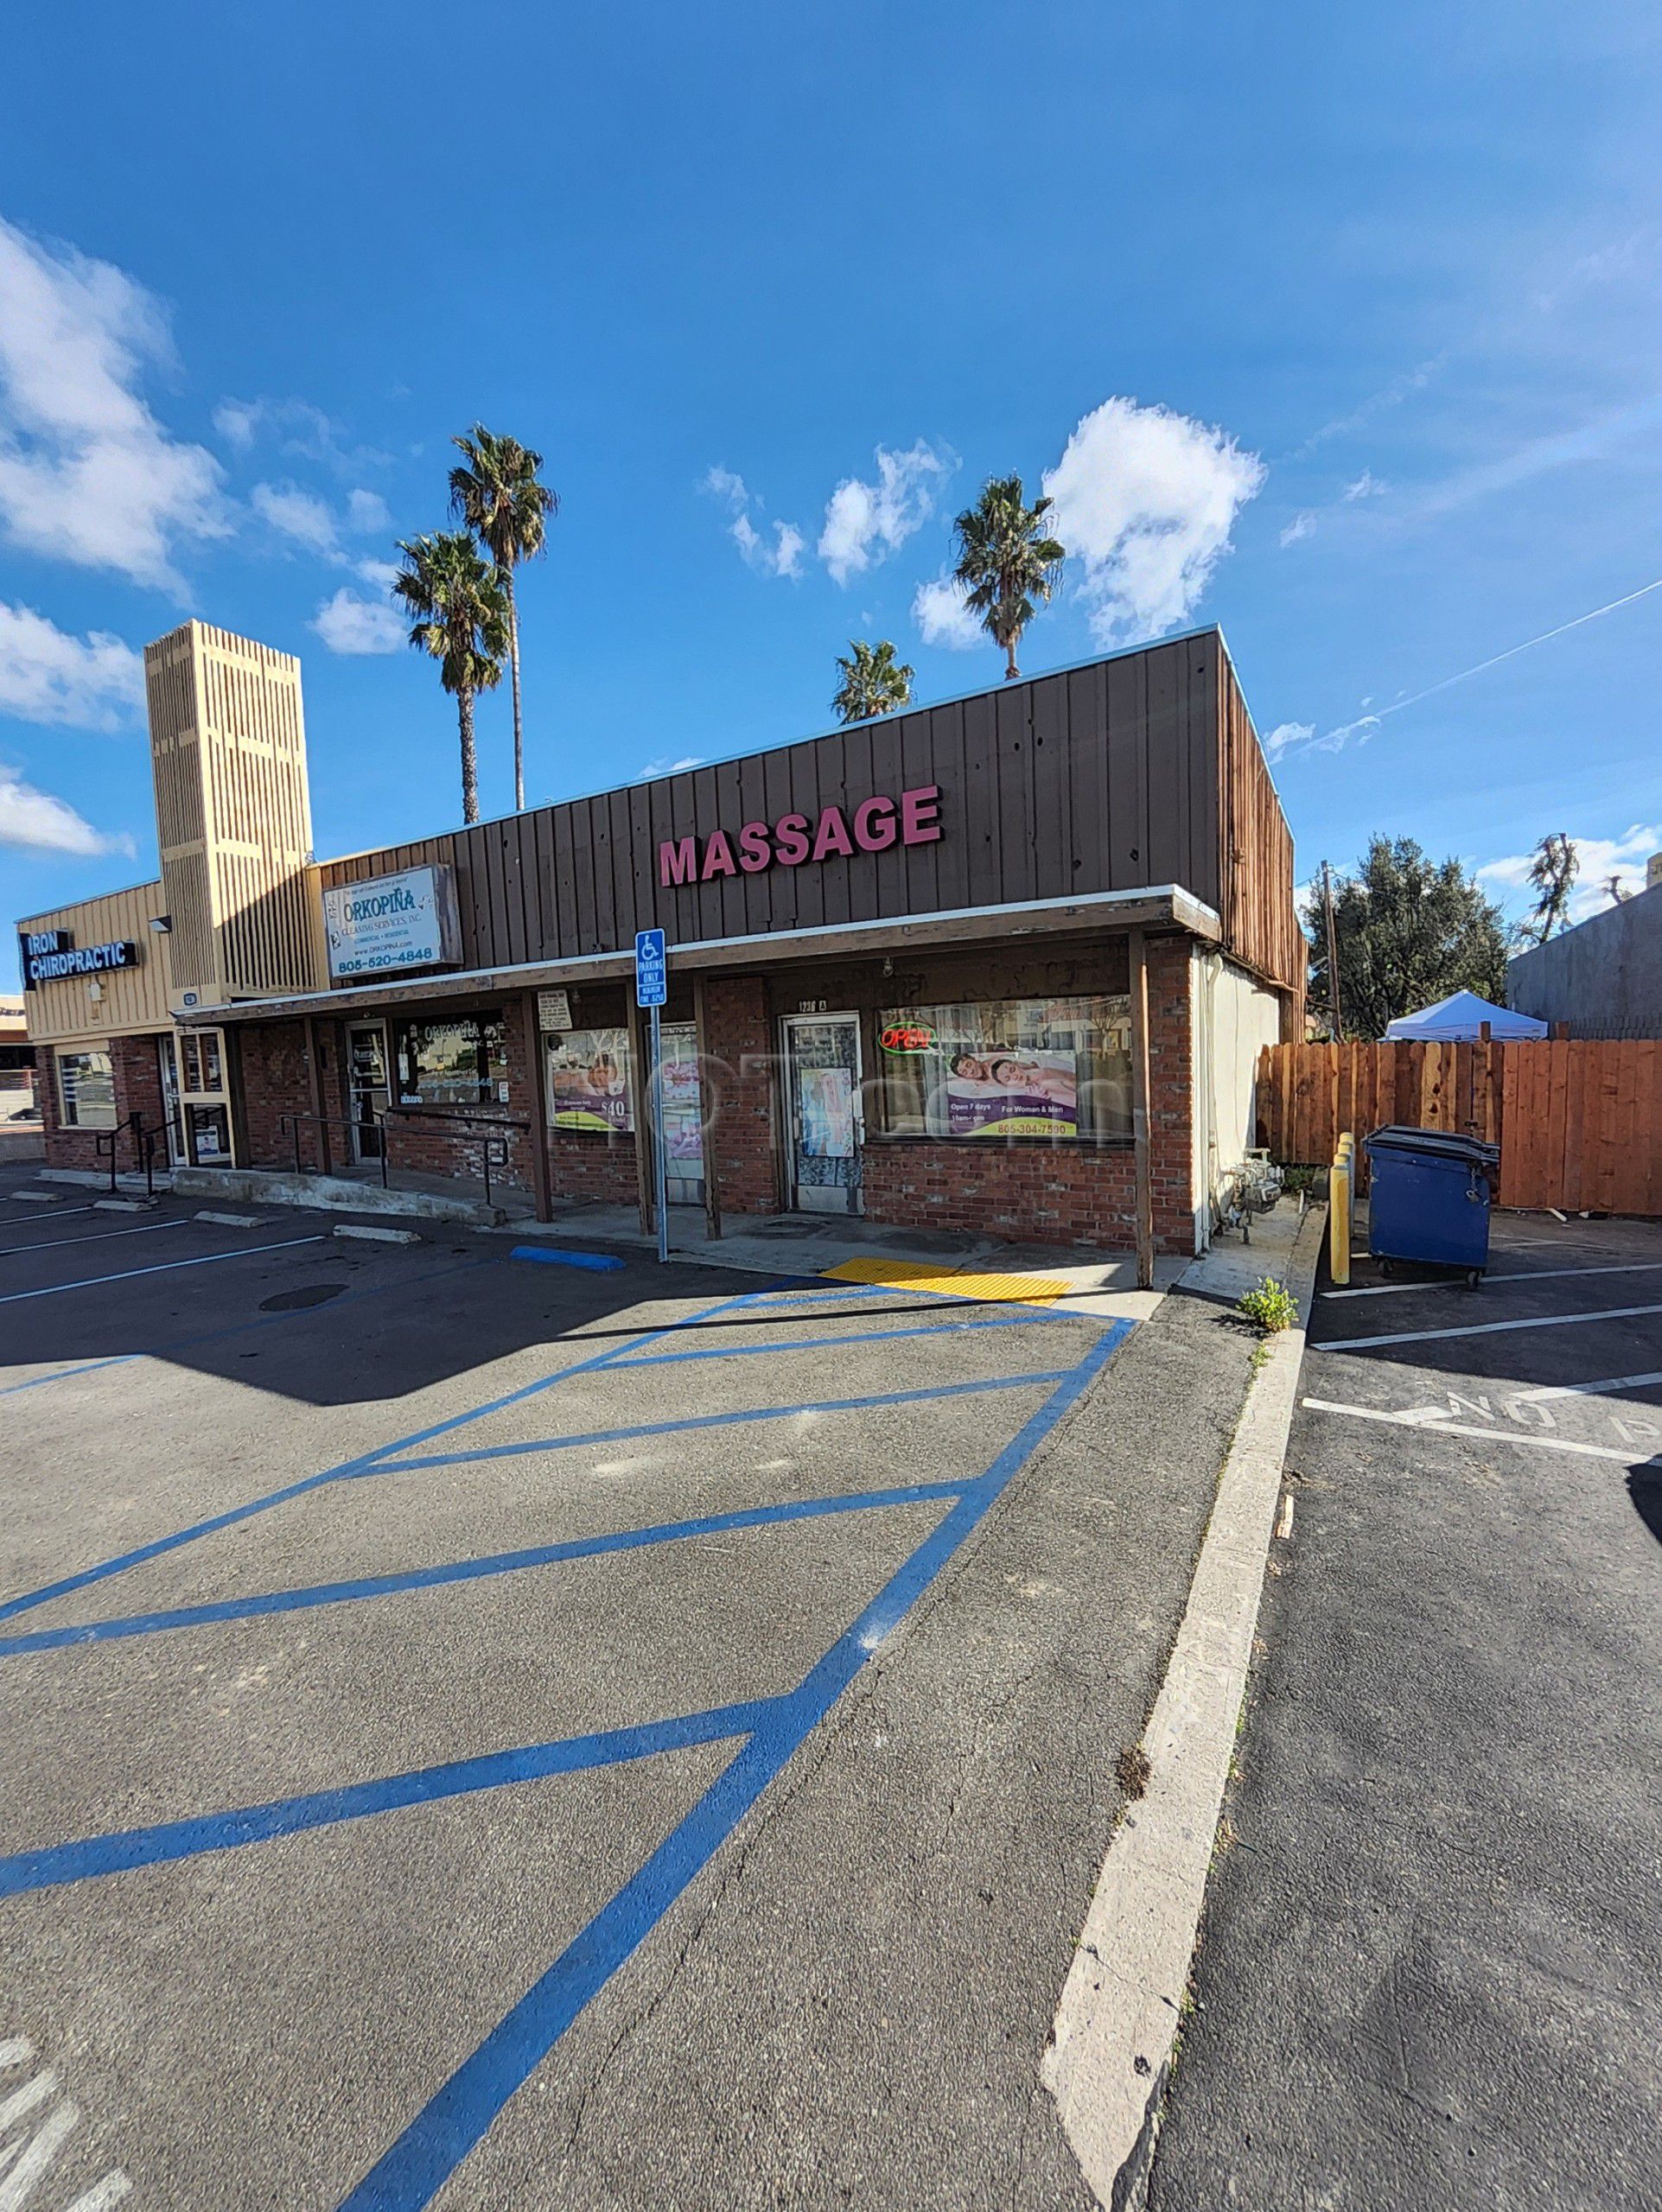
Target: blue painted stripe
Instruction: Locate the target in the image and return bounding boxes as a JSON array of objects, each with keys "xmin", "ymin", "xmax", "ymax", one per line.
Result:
[
  {"xmin": 1, "ymin": 1479, "xmax": 968, "ymax": 1656},
  {"xmin": 332, "ymin": 1316, "xmax": 1135, "ymax": 2212},
  {"xmin": 0, "ymin": 1253, "xmax": 496, "ymax": 1400},
  {"xmin": 0, "ymin": 1281, "xmax": 765, "ymax": 1624},
  {"xmin": 0, "ymin": 1699, "xmax": 776, "ymax": 1898},
  {"xmin": 610, "ymin": 1309, "xmax": 1063, "ymax": 1369},
  {"xmin": 381, "ymin": 1368, "xmax": 1067, "ymax": 1474},
  {"xmin": 509, "ymin": 1245, "xmax": 625, "ymax": 1272}
]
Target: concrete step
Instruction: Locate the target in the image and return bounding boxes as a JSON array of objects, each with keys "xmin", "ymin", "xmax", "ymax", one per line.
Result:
[{"xmin": 170, "ymin": 1164, "xmax": 506, "ymax": 1228}]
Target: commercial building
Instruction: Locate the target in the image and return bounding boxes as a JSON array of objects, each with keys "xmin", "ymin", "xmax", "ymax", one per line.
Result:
[
  {"xmin": 17, "ymin": 619, "xmax": 1301, "ymax": 1262},
  {"xmin": 1506, "ymin": 860, "xmax": 1662, "ymax": 1040}
]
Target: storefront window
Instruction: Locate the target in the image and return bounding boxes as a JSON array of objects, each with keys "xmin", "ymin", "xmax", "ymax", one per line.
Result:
[
  {"xmin": 57, "ymin": 1048, "xmax": 117, "ymax": 1129},
  {"xmin": 546, "ymin": 1028, "xmax": 633, "ymax": 1135},
  {"xmin": 876, "ymin": 996, "xmax": 1132, "ymax": 1141},
  {"xmin": 393, "ymin": 1015, "xmax": 509, "ymax": 1108},
  {"xmin": 181, "ymin": 1030, "xmax": 224, "ymax": 1093}
]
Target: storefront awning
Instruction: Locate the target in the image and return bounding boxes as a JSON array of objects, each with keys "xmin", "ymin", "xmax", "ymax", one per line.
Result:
[{"xmin": 181, "ymin": 884, "xmax": 1224, "ymax": 1027}]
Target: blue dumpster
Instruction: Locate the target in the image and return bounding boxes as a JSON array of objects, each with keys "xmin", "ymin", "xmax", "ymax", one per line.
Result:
[{"xmin": 1362, "ymin": 1125, "xmax": 1500, "ymax": 1282}]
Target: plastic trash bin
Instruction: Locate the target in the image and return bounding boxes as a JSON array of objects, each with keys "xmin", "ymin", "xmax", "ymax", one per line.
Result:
[{"xmin": 1361, "ymin": 1125, "xmax": 1500, "ymax": 1283}]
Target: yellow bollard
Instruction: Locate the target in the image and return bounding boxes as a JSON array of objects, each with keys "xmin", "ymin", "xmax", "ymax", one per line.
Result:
[{"xmin": 1329, "ymin": 1148, "xmax": 1351, "ymax": 1285}]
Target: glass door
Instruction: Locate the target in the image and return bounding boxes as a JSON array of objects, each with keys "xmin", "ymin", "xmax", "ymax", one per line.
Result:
[
  {"xmin": 782, "ymin": 1014, "xmax": 863, "ymax": 1215},
  {"xmin": 347, "ymin": 1023, "xmax": 391, "ymax": 1160},
  {"xmin": 156, "ymin": 1036, "xmax": 187, "ymax": 1167},
  {"xmin": 658, "ymin": 1020, "xmax": 704, "ymax": 1206}
]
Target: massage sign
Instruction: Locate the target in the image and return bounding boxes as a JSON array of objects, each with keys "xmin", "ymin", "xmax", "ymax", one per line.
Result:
[{"xmin": 658, "ymin": 784, "xmax": 942, "ymax": 886}]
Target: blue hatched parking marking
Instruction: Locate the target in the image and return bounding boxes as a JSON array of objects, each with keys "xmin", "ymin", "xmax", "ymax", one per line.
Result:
[{"xmin": 608, "ymin": 1308, "xmax": 1066, "ymax": 1369}]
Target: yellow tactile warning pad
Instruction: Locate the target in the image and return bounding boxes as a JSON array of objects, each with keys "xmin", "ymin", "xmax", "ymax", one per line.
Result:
[{"xmin": 818, "ymin": 1256, "xmax": 1070, "ymax": 1309}]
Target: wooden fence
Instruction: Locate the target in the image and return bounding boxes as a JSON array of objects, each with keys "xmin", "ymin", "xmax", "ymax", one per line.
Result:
[{"xmin": 1255, "ymin": 1039, "xmax": 1661, "ymax": 1216}]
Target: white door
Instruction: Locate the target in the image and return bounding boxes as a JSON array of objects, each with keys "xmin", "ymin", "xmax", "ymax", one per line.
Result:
[{"xmin": 783, "ymin": 1014, "xmax": 864, "ymax": 1215}]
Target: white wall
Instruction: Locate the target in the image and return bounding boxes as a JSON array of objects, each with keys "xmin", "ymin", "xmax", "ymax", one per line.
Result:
[{"xmin": 1190, "ymin": 950, "xmax": 1285, "ymax": 1247}]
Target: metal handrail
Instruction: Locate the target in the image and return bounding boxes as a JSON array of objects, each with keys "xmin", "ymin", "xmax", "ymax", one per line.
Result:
[
  {"xmin": 277, "ymin": 1106, "xmax": 528, "ymax": 1210},
  {"xmin": 94, "ymin": 1111, "xmax": 159, "ymax": 1198}
]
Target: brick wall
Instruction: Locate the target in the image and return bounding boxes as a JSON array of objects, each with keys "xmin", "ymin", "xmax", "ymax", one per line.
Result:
[
  {"xmin": 1145, "ymin": 935, "xmax": 1197, "ymax": 1251},
  {"xmin": 40, "ymin": 1030, "xmax": 168, "ymax": 1177},
  {"xmin": 702, "ymin": 976, "xmax": 780, "ymax": 1217}
]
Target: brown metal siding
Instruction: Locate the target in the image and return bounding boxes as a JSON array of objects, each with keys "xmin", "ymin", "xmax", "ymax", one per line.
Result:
[
  {"xmin": 315, "ymin": 632, "xmax": 1293, "ymax": 982},
  {"xmin": 1216, "ymin": 652, "xmax": 1302, "ymax": 997}
]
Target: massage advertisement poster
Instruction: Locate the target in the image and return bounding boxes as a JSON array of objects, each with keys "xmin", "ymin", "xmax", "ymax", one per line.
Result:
[{"xmin": 548, "ymin": 1028, "xmax": 633, "ymax": 1134}]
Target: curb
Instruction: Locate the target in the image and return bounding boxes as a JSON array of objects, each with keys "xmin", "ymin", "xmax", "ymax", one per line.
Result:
[{"xmin": 1041, "ymin": 1200, "xmax": 1326, "ymax": 2208}]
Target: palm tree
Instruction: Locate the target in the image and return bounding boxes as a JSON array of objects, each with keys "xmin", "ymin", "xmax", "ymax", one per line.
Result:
[
  {"xmin": 449, "ymin": 426, "xmax": 558, "ymax": 811},
  {"xmin": 392, "ymin": 532, "xmax": 511, "ymax": 826},
  {"xmin": 832, "ymin": 639, "xmax": 914, "ymax": 724},
  {"xmin": 1525, "ymin": 831, "xmax": 1578, "ymax": 944},
  {"xmin": 951, "ymin": 474, "xmax": 1066, "ymax": 679}
]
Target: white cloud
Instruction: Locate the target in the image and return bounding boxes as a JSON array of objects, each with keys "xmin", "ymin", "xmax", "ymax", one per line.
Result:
[
  {"xmin": 211, "ymin": 394, "xmax": 388, "ymax": 476},
  {"xmin": 1042, "ymin": 397, "xmax": 1265, "ymax": 643},
  {"xmin": 1263, "ymin": 721, "xmax": 1315, "ymax": 762},
  {"xmin": 1477, "ymin": 823, "xmax": 1661, "ymax": 924},
  {"xmin": 212, "ymin": 397, "xmax": 261, "ymax": 449},
  {"xmin": 0, "ymin": 215, "xmax": 229, "ymax": 591},
  {"xmin": 912, "ymin": 571, "xmax": 984, "ymax": 651},
  {"xmin": 700, "ymin": 465, "xmax": 803, "ymax": 578},
  {"xmin": 309, "ymin": 587, "xmax": 403, "ymax": 656},
  {"xmin": 347, "ymin": 487, "xmax": 391, "ymax": 535},
  {"xmin": 818, "ymin": 442, "xmax": 952, "ymax": 585},
  {"xmin": 1343, "ymin": 467, "xmax": 1387, "ymax": 501},
  {"xmin": 0, "ymin": 762, "xmax": 133, "ymax": 855},
  {"xmin": 252, "ymin": 480, "xmax": 341, "ymax": 557},
  {"xmin": 0, "ymin": 601, "xmax": 143, "ymax": 731},
  {"xmin": 1279, "ymin": 511, "xmax": 1316, "ymax": 547},
  {"xmin": 640, "ymin": 753, "xmax": 704, "ymax": 779},
  {"xmin": 355, "ymin": 556, "xmax": 399, "ymax": 590}
]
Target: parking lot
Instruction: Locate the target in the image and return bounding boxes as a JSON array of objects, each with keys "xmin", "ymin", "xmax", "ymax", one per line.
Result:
[
  {"xmin": 1151, "ymin": 1211, "xmax": 1662, "ymax": 2212},
  {"xmin": 0, "ymin": 1169, "xmax": 1264, "ymax": 2210}
]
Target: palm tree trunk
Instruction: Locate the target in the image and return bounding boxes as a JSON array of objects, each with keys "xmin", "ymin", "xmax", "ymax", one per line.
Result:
[
  {"xmin": 506, "ymin": 574, "xmax": 525, "ymax": 811},
  {"xmin": 1004, "ymin": 634, "xmax": 1020, "ymax": 680},
  {"xmin": 458, "ymin": 683, "xmax": 480, "ymax": 825}
]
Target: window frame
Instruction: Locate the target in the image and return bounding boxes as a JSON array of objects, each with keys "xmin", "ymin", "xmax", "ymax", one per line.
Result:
[
  {"xmin": 870, "ymin": 994, "xmax": 1134, "ymax": 1147},
  {"xmin": 56, "ymin": 1046, "xmax": 118, "ymax": 1130},
  {"xmin": 391, "ymin": 1013, "xmax": 509, "ymax": 1111}
]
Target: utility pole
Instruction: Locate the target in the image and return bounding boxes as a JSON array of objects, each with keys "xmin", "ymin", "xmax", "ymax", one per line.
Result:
[{"xmin": 1321, "ymin": 860, "xmax": 1344, "ymax": 1043}]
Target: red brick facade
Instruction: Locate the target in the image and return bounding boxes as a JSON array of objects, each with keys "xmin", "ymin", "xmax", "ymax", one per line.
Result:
[
  {"xmin": 44, "ymin": 937, "xmax": 1204, "ymax": 1253},
  {"xmin": 36, "ymin": 1031, "xmax": 168, "ymax": 1178}
]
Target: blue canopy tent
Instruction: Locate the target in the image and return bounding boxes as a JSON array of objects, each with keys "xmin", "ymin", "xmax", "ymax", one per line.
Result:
[{"xmin": 1382, "ymin": 990, "xmax": 1547, "ymax": 1042}]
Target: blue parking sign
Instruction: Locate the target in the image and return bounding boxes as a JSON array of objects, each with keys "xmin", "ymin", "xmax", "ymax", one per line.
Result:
[{"xmin": 634, "ymin": 928, "xmax": 667, "ymax": 1007}]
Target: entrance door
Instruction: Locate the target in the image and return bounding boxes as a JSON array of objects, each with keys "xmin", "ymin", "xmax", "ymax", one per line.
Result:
[
  {"xmin": 156, "ymin": 1036, "xmax": 186, "ymax": 1167},
  {"xmin": 347, "ymin": 1023, "xmax": 391, "ymax": 1161},
  {"xmin": 658, "ymin": 1020, "xmax": 705, "ymax": 1206},
  {"xmin": 782, "ymin": 1014, "xmax": 863, "ymax": 1215}
]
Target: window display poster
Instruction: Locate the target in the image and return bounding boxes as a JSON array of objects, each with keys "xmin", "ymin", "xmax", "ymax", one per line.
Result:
[
  {"xmin": 798, "ymin": 1065, "xmax": 855, "ymax": 1158},
  {"xmin": 548, "ymin": 1028, "xmax": 633, "ymax": 1134},
  {"xmin": 660, "ymin": 1033, "xmax": 704, "ymax": 1162},
  {"xmin": 944, "ymin": 1049, "xmax": 1079, "ymax": 1138}
]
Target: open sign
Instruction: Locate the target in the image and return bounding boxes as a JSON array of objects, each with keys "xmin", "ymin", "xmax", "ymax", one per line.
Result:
[{"xmin": 880, "ymin": 1022, "xmax": 937, "ymax": 1054}]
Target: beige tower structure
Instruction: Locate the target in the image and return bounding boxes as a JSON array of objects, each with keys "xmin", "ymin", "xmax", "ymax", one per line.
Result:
[{"xmin": 145, "ymin": 620, "xmax": 324, "ymax": 1011}]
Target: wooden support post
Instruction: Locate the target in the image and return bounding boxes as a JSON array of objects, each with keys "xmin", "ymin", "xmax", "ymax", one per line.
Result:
[
  {"xmin": 521, "ymin": 992, "xmax": 554, "ymax": 1224},
  {"xmin": 693, "ymin": 972, "xmax": 723, "ymax": 1242},
  {"xmin": 1130, "ymin": 927, "xmax": 1156, "ymax": 1291},
  {"xmin": 627, "ymin": 1000, "xmax": 654, "ymax": 1238},
  {"xmin": 304, "ymin": 1014, "xmax": 331, "ymax": 1177}
]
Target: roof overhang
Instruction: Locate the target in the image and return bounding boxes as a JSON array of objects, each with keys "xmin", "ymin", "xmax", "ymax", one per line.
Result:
[{"xmin": 182, "ymin": 885, "xmax": 1223, "ymax": 1027}]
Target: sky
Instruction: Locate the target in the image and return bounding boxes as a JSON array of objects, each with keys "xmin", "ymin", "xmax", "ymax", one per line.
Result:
[{"xmin": 3, "ymin": 0, "xmax": 1662, "ymax": 991}]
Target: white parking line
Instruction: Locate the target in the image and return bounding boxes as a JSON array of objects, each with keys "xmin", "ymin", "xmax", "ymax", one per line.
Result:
[
  {"xmin": 0, "ymin": 2037, "xmax": 130, "ymax": 2209},
  {"xmin": 1321, "ymin": 1301, "xmax": 1662, "ymax": 1351},
  {"xmin": 1512, "ymin": 1369, "xmax": 1662, "ymax": 1403},
  {"xmin": 1323, "ymin": 1260, "xmax": 1662, "ymax": 1300},
  {"xmin": 0, "ymin": 1234, "xmax": 326, "ymax": 1306},
  {"xmin": 0, "ymin": 1218, "xmax": 181, "ymax": 1261},
  {"xmin": 1302, "ymin": 1395, "xmax": 1654, "ymax": 1465}
]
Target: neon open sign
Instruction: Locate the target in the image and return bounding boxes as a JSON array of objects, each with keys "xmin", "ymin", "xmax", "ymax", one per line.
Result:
[{"xmin": 880, "ymin": 1022, "xmax": 937, "ymax": 1053}]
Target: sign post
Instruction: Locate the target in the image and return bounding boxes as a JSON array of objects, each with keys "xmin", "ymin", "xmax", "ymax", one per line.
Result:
[{"xmin": 634, "ymin": 929, "xmax": 669, "ymax": 1265}]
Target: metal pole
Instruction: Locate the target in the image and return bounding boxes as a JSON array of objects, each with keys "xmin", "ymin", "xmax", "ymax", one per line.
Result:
[
  {"xmin": 650, "ymin": 1000, "xmax": 669, "ymax": 1265},
  {"xmin": 1321, "ymin": 861, "xmax": 1344, "ymax": 1044}
]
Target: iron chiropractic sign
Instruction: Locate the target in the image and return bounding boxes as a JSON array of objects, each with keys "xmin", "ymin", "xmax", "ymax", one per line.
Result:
[{"xmin": 18, "ymin": 929, "xmax": 139, "ymax": 988}]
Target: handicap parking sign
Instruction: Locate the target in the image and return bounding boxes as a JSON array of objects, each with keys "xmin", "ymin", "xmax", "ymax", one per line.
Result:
[{"xmin": 634, "ymin": 928, "xmax": 667, "ymax": 1007}]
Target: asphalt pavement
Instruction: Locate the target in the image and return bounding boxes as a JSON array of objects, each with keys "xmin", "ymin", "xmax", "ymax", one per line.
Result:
[
  {"xmin": 1149, "ymin": 1211, "xmax": 1662, "ymax": 2212},
  {"xmin": 0, "ymin": 1166, "xmax": 1264, "ymax": 2210}
]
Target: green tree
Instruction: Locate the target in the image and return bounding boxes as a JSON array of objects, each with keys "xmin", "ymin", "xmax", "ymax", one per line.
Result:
[
  {"xmin": 449, "ymin": 426, "xmax": 558, "ymax": 812},
  {"xmin": 392, "ymin": 531, "xmax": 511, "ymax": 827},
  {"xmin": 950, "ymin": 474, "xmax": 1066, "ymax": 679},
  {"xmin": 1303, "ymin": 836, "xmax": 1511, "ymax": 1040},
  {"xmin": 1525, "ymin": 831, "xmax": 1578, "ymax": 943},
  {"xmin": 831, "ymin": 639, "xmax": 914, "ymax": 724}
]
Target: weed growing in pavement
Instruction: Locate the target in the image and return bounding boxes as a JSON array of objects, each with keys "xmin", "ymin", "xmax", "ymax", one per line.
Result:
[
  {"xmin": 1117, "ymin": 1745, "xmax": 1153, "ymax": 1798},
  {"xmin": 1237, "ymin": 1275, "xmax": 1298, "ymax": 1333}
]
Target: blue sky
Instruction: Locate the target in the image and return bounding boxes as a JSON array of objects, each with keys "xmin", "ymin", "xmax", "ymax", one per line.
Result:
[{"xmin": 3, "ymin": 1, "xmax": 1661, "ymax": 990}]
